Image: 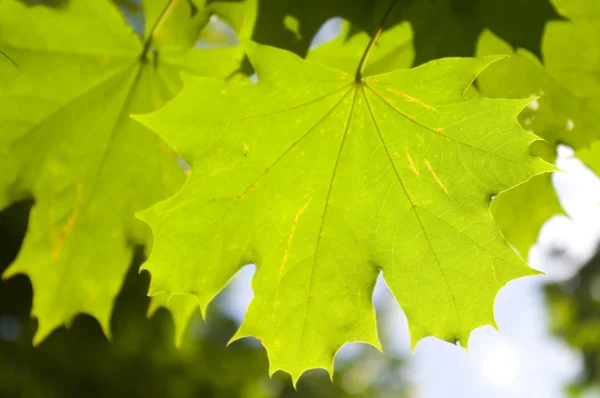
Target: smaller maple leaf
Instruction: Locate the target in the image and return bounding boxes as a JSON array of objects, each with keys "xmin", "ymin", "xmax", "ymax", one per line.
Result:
[{"xmin": 0, "ymin": 0, "xmax": 245, "ymax": 343}]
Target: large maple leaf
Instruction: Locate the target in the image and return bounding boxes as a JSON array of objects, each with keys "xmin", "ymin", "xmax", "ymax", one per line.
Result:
[
  {"xmin": 0, "ymin": 0, "xmax": 246, "ymax": 342},
  {"xmin": 137, "ymin": 42, "xmax": 552, "ymax": 381}
]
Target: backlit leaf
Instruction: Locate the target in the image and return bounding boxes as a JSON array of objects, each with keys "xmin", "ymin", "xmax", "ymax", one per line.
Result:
[
  {"xmin": 136, "ymin": 42, "xmax": 552, "ymax": 382},
  {"xmin": 475, "ymin": 0, "xmax": 600, "ymax": 255},
  {"xmin": 0, "ymin": 0, "xmax": 243, "ymax": 342}
]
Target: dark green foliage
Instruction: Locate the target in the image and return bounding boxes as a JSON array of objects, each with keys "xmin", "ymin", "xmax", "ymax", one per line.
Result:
[{"xmin": 546, "ymin": 248, "xmax": 600, "ymax": 393}]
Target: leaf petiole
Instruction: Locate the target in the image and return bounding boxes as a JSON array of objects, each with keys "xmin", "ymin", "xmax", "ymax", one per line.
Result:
[
  {"xmin": 0, "ymin": 49, "xmax": 17, "ymax": 67},
  {"xmin": 354, "ymin": 0, "xmax": 397, "ymax": 83}
]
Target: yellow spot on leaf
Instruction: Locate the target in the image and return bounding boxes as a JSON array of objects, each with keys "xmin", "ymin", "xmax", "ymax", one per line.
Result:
[
  {"xmin": 273, "ymin": 198, "xmax": 313, "ymax": 311},
  {"xmin": 52, "ymin": 182, "xmax": 83, "ymax": 260},
  {"xmin": 407, "ymin": 151, "xmax": 420, "ymax": 176},
  {"xmin": 385, "ymin": 88, "xmax": 437, "ymax": 111},
  {"xmin": 160, "ymin": 197, "xmax": 193, "ymax": 215},
  {"xmin": 425, "ymin": 160, "xmax": 450, "ymax": 196}
]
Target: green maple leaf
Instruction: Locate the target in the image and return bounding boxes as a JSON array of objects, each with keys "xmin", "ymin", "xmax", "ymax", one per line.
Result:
[
  {"xmin": 477, "ymin": 21, "xmax": 600, "ymax": 152},
  {"xmin": 136, "ymin": 41, "xmax": 552, "ymax": 381},
  {"xmin": 475, "ymin": 0, "xmax": 600, "ymax": 256},
  {"xmin": 474, "ymin": 31, "xmax": 572, "ymax": 257},
  {"xmin": 0, "ymin": 0, "xmax": 246, "ymax": 342}
]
